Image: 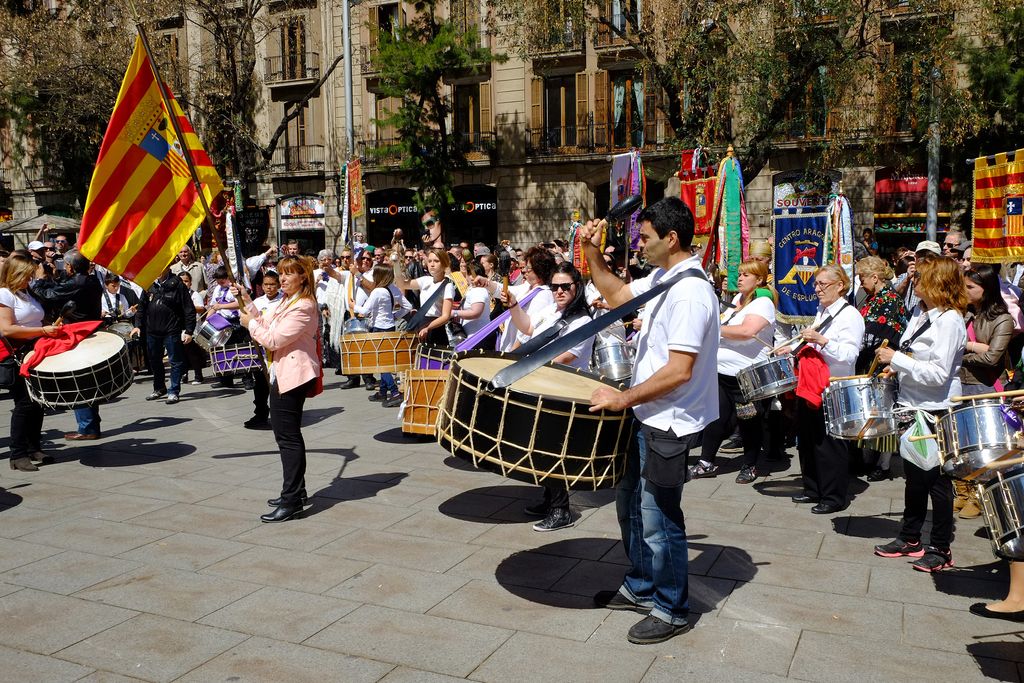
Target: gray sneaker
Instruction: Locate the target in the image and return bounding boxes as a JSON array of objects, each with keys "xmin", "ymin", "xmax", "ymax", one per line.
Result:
[{"xmin": 166, "ymin": 394, "xmax": 180, "ymax": 404}]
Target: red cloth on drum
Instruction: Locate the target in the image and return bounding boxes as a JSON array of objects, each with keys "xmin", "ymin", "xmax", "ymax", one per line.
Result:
[
  {"xmin": 19, "ymin": 321, "xmax": 103, "ymax": 377},
  {"xmin": 794, "ymin": 346, "xmax": 829, "ymax": 409}
]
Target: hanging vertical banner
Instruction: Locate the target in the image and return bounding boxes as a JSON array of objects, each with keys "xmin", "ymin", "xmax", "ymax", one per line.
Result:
[
  {"xmin": 348, "ymin": 158, "xmax": 365, "ymax": 219},
  {"xmin": 710, "ymin": 152, "xmax": 749, "ymax": 292},
  {"xmin": 223, "ymin": 198, "xmax": 250, "ymax": 289},
  {"xmin": 340, "ymin": 161, "xmax": 350, "ymax": 246},
  {"xmin": 825, "ymin": 193, "xmax": 854, "ymax": 285},
  {"xmin": 773, "ymin": 208, "xmax": 829, "ymax": 324},
  {"xmin": 679, "ymin": 168, "xmax": 717, "ymax": 236},
  {"xmin": 973, "ymin": 149, "xmax": 1024, "ymax": 264},
  {"xmin": 611, "ymin": 151, "xmax": 645, "ymax": 250}
]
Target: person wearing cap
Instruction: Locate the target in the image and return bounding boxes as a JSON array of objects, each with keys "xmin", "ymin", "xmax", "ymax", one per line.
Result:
[
  {"xmin": 894, "ymin": 240, "xmax": 941, "ymax": 311},
  {"xmin": 26, "ymin": 240, "xmax": 45, "ymax": 262}
]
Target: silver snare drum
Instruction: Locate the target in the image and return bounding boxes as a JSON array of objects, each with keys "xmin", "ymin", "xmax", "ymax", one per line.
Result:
[
  {"xmin": 737, "ymin": 355, "xmax": 796, "ymax": 402},
  {"xmin": 978, "ymin": 466, "xmax": 1024, "ymax": 560},
  {"xmin": 822, "ymin": 377, "xmax": 897, "ymax": 440},
  {"xmin": 591, "ymin": 328, "xmax": 634, "ymax": 382},
  {"xmin": 935, "ymin": 399, "xmax": 1020, "ymax": 482}
]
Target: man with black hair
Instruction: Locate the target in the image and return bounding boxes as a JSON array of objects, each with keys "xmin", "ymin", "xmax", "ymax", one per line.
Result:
[
  {"xmin": 580, "ymin": 196, "xmax": 719, "ymax": 644},
  {"xmin": 32, "ymin": 251, "xmax": 106, "ymax": 439},
  {"xmin": 141, "ymin": 266, "xmax": 196, "ymax": 404}
]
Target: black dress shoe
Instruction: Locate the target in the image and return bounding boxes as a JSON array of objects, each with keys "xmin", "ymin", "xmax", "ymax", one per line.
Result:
[
  {"xmin": 811, "ymin": 502, "xmax": 847, "ymax": 514},
  {"xmin": 260, "ymin": 505, "xmax": 303, "ymax": 523},
  {"xmin": 969, "ymin": 602, "xmax": 1024, "ymax": 622},
  {"xmin": 791, "ymin": 494, "xmax": 819, "ymax": 504},
  {"xmin": 339, "ymin": 378, "xmax": 361, "ymax": 389},
  {"xmin": 867, "ymin": 467, "xmax": 892, "ymax": 482},
  {"xmin": 267, "ymin": 494, "xmax": 308, "ymax": 507}
]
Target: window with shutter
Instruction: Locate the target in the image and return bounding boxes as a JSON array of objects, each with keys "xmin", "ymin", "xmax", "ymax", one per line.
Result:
[
  {"xmin": 575, "ymin": 72, "xmax": 589, "ymax": 148},
  {"xmin": 480, "ymin": 82, "xmax": 492, "ymax": 136},
  {"xmin": 594, "ymin": 70, "xmax": 608, "ymax": 150},
  {"xmin": 530, "ymin": 77, "xmax": 543, "ymax": 151}
]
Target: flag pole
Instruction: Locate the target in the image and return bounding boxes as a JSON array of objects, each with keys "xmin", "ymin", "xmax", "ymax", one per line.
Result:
[
  {"xmin": 135, "ymin": 24, "xmax": 247, "ymax": 302},
  {"xmin": 136, "ymin": 23, "xmax": 269, "ymax": 382}
]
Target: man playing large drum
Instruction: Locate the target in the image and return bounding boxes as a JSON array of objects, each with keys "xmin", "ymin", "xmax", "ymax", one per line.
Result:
[{"xmin": 579, "ymin": 196, "xmax": 719, "ymax": 645}]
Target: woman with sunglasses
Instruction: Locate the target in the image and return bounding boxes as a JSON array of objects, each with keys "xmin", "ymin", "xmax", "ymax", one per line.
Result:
[
  {"xmin": 788, "ymin": 264, "xmax": 864, "ymax": 515},
  {"xmin": 512, "ymin": 263, "xmax": 596, "ymax": 532},
  {"xmin": 872, "ymin": 258, "xmax": 968, "ymax": 572},
  {"xmin": 420, "ymin": 210, "xmax": 445, "ymax": 249},
  {"xmin": 474, "ymin": 246, "xmax": 556, "ymax": 352},
  {"xmin": 393, "ymin": 248, "xmax": 454, "ymax": 346}
]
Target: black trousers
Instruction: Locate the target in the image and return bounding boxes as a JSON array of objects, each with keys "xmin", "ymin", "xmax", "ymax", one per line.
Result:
[
  {"xmin": 700, "ymin": 373, "xmax": 766, "ymax": 467},
  {"xmin": 10, "ymin": 375, "xmax": 43, "ymax": 460},
  {"xmin": 899, "ymin": 459, "xmax": 954, "ymax": 549},
  {"xmin": 270, "ymin": 379, "xmax": 315, "ymax": 505},
  {"xmin": 796, "ymin": 400, "xmax": 849, "ymax": 507},
  {"xmin": 540, "ymin": 481, "xmax": 570, "ymax": 512},
  {"xmin": 252, "ymin": 369, "xmax": 270, "ymax": 419}
]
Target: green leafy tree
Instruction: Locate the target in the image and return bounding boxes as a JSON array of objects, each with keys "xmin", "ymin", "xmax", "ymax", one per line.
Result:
[
  {"xmin": 964, "ymin": 0, "xmax": 1024, "ymax": 152},
  {"xmin": 372, "ymin": 0, "xmax": 504, "ymax": 214}
]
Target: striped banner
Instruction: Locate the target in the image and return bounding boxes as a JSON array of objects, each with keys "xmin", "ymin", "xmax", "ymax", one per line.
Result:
[
  {"xmin": 972, "ymin": 148, "xmax": 1024, "ymax": 264},
  {"xmin": 78, "ymin": 35, "xmax": 223, "ymax": 288}
]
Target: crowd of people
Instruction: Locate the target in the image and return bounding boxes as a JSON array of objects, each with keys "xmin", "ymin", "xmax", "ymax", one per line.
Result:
[{"xmin": 3, "ymin": 206, "xmax": 1024, "ymax": 644}]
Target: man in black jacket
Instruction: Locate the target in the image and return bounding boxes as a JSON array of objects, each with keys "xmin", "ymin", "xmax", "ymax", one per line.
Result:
[
  {"xmin": 139, "ymin": 267, "xmax": 196, "ymax": 404},
  {"xmin": 32, "ymin": 252, "xmax": 107, "ymax": 440}
]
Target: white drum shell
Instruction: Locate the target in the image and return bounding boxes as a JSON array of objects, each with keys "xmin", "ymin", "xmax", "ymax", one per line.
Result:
[
  {"xmin": 25, "ymin": 331, "xmax": 134, "ymax": 408},
  {"xmin": 591, "ymin": 328, "xmax": 633, "ymax": 382},
  {"xmin": 979, "ymin": 466, "xmax": 1024, "ymax": 560}
]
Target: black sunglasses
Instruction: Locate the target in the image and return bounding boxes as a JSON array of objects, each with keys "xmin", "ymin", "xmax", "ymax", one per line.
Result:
[
  {"xmin": 422, "ymin": 218, "xmax": 438, "ymax": 227},
  {"xmin": 551, "ymin": 282, "xmax": 574, "ymax": 292}
]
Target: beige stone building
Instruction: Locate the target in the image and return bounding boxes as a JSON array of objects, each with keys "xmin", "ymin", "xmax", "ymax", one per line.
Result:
[{"xmin": 0, "ymin": 1, "xmax": 978, "ymax": 255}]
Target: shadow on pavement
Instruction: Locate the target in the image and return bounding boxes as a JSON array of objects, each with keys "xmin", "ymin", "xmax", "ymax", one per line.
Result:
[
  {"xmin": 304, "ymin": 470, "xmax": 408, "ymax": 519},
  {"xmin": 835, "ymin": 513, "xmax": 903, "ymax": 539},
  {"xmin": 966, "ymin": 638, "xmax": 1024, "ymax": 681},
  {"xmin": 752, "ymin": 475, "xmax": 804, "ymax": 498},
  {"xmin": 301, "ymin": 406, "xmax": 343, "ymax": 426},
  {"xmin": 0, "ymin": 483, "xmax": 26, "ymax": 508},
  {"xmin": 100, "ymin": 416, "xmax": 191, "ymax": 439},
  {"xmin": 439, "ymin": 484, "xmax": 538, "ymax": 523},
  {"xmin": 214, "ymin": 447, "xmax": 359, "ymax": 462},
  {"xmin": 373, "ymin": 427, "xmax": 420, "ymax": 444},
  {"xmin": 76, "ymin": 438, "xmax": 197, "ymax": 467},
  {"xmin": 495, "ymin": 538, "xmax": 753, "ymax": 617},
  {"xmin": 932, "ymin": 561, "xmax": 1011, "ymax": 599}
]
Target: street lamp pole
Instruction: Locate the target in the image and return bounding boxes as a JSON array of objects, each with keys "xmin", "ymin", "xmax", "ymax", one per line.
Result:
[{"xmin": 926, "ymin": 66, "xmax": 941, "ymax": 242}]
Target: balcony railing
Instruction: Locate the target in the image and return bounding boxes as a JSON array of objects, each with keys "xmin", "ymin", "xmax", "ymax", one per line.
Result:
[
  {"xmin": 361, "ymin": 45, "xmax": 380, "ymax": 74},
  {"xmin": 22, "ymin": 163, "xmax": 64, "ymax": 188},
  {"xmin": 526, "ymin": 121, "xmax": 666, "ymax": 157},
  {"xmin": 779, "ymin": 105, "xmax": 913, "ymax": 142},
  {"xmin": 269, "ymin": 145, "xmax": 325, "ymax": 174},
  {"xmin": 455, "ymin": 131, "xmax": 497, "ymax": 161},
  {"xmin": 265, "ymin": 52, "xmax": 321, "ymax": 84},
  {"xmin": 359, "ymin": 132, "xmax": 497, "ymax": 168},
  {"xmin": 529, "ymin": 18, "xmax": 584, "ymax": 55},
  {"xmin": 0, "ymin": 167, "xmax": 8, "ymax": 187}
]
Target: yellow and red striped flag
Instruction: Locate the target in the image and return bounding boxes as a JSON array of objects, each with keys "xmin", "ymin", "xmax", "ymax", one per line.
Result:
[
  {"xmin": 972, "ymin": 148, "xmax": 1024, "ymax": 264},
  {"xmin": 78, "ymin": 35, "xmax": 223, "ymax": 287}
]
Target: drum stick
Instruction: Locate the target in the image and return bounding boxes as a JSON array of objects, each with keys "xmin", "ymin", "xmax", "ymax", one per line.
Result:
[
  {"xmin": 966, "ymin": 454, "xmax": 1024, "ymax": 479},
  {"xmin": 829, "ymin": 374, "xmax": 869, "ymax": 382},
  {"xmin": 907, "ymin": 434, "xmax": 938, "ymax": 442},
  {"xmin": 771, "ymin": 322, "xmax": 820, "ymax": 355},
  {"xmin": 951, "ymin": 388, "xmax": 1024, "ymax": 402},
  {"xmin": 866, "ymin": 340, "xmax": 888, "ymax": 378}
]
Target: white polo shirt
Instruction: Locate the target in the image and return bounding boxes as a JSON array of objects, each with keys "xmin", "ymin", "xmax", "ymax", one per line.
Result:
[
  {"xmin": 808, "ymin": 298, "xmax": 865, "ymax": 379},
  {"xmin": 629, "ymin": 255, "xmax": 720, "ymax": 437}
]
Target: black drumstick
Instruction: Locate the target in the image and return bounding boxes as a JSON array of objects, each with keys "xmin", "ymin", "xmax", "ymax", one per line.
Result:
[{"xmin": 606, "ymin": 194, "xmax": 643, "ymax": 223}]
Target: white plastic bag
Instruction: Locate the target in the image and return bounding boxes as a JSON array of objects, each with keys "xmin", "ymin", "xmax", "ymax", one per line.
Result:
[{"xmin": 899, "ymin": 410, "xmax": 940, "ymax": 471}]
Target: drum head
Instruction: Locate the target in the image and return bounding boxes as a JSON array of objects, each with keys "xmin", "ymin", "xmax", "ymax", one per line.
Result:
[
  {"xmin": 29, "ymin": 332, "xmax": 126, "ymax": 372},
  {"xmin": 457, "ymin": 354, "xmax": 621, "ymax": 403}
]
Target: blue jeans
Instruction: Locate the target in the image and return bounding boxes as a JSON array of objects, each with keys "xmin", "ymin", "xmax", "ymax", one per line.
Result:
[
  {"xmin": 379, "ymin": 372, "xmax": 398, "ymax": 396},
  {"xmin": 616, "ymin": 424, "xmax": 699, "ymax": 626},
  {"xmin": 147, "ymin": 333, "xmax": 185, "ymax": 396},
  {"xmin": 73, "ymin": 405, "xmax": 101, "ymax": 435}
]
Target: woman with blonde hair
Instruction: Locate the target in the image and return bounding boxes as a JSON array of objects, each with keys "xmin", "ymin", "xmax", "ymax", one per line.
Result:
[
  {"xmin": 855, "ymin": 256, "xmax": 908, "ymax": 481},
  {"xmin": 873, "ymin": 258, "xmax": 968, "ymax": 572},
  {"xmin": 0, "ymin": 252, "xmax": 62, "ymax": 471},
  {"xmin": 790, "ymin": 263, "xmax": 865, "ymax": 514},
  {"xmin": 692, "ymin": 259, "xmax": 777, "ymax": 483},
  {"xmin": 234, "ymin": 255, "xmax": 323, "ymax": 523},
  {"xmin": 355, "ymin": 264, "xmax": 412, "ymax": 407},
  {"xmin": 393, "ymin": 247, "xmax": 455, "ymax": 346}
]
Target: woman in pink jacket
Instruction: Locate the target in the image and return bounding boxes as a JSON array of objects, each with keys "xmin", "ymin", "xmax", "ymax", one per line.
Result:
[{"xmin": 235, "ymin": 255, "xmax": 323, "ymax": 523}]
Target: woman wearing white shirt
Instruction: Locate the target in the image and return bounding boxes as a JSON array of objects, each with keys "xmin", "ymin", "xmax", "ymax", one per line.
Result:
[
  {"xmin": 513, "ymin": 263, "xmax": 596, "ymax": 532},
  {"xmin": 692, "ymin": 260, "xmax": 777, "ymax": 484},
  {"xmin": 872, "ymin": 257, "xmax": 967, "ymax": 573},
  {"xmin": 451, "ymin": 262, "xmax": 493, "ymax": 344},
  {"xmin": 791, "ymin": 264, "xmax": 865, "ymax": 515},
  {"xmin": 356, "ymin": 265, "xmax": 412, "ymax": 407},
  {"xmin": 474, "ymin": 246, "xmax": 556, "ymax": 351},
  {"xmin": 394, "ymin": 248, "xmax": 454, "ymax": 347}
]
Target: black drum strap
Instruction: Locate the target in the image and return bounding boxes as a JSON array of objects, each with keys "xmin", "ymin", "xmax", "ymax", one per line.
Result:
[
  {"xmin": 405, "ymin": 278, "xmax": 450, "ymax": 333},
  {"xmin": 899, "ymin": 314, "xmax": 933, "ymax": 353},
  {"xmin": 489, "ymin": 268, "xmax": 706, "ymax": 390}
]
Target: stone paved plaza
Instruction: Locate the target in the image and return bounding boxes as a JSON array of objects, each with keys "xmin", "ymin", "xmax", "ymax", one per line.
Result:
[{"xmin": 0, "ymin": 373, "xmax": 1022, "ymax": 682}]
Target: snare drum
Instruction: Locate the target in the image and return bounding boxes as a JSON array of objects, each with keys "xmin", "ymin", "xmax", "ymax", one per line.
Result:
[
  {"xmin": 823, "ymin": 377, "xmax": 897, "ymax": 440},
  {"xmin": 194, "ymin": 312, "xmax": 235, "ymax": 352},
  {"xmin": 401, "ymin": 368, "xmax": 448, "ymax": 436},
  {"xmin": 343, "ymin": 317, "xmax": 371, "ymax": 335},
  {"xmin": 436, "ymin": 352, "xmax": 632, "ymax": 490},
  {"xmin": 24, "ymin": 331, "xmax": 134, "ymax": 408},
  {"xmin": 415, "ymin": 344, "xmax": 454, "ymax": 371},
  {"xmin": 591, "ymin": 327, "xmax": 634, "ymax": 382},
  {"xmin": 340, "ymin": 331, "xmax": 416, "ymax": 374},
  {"xmin": 978, "ymin": 466, "xmax": 1024, "ymax": 560},
  {"xmin": 211, "ymin": 328, "xmax": 262, "ymax": 377},
  {"xmin": 935, "ymin": 399, "xmax": 1020, "ymax": 482},
  {"xmin": 736, "ymin": 355, "xmax": 797, "ymax": 402},
  {"xmin": 107, "ymin": 321, "xmax": 146, "ymax": 371}
]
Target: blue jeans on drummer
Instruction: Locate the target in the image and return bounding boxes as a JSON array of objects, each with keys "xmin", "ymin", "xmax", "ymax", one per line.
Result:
[
  {"xmin": 73, "ymin": 405, "xmax": 101, "ymax": 435},
  {"xmin": 147, "ymin": 333, "xmax": 185, "ymax": 396},
  {"xmin": 379, "ymin": 372, "xmax": 398, "ymax": 396},
  {"xmin": 615, "ymin": 423, "xmax": 698, "ymax": 626}
]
